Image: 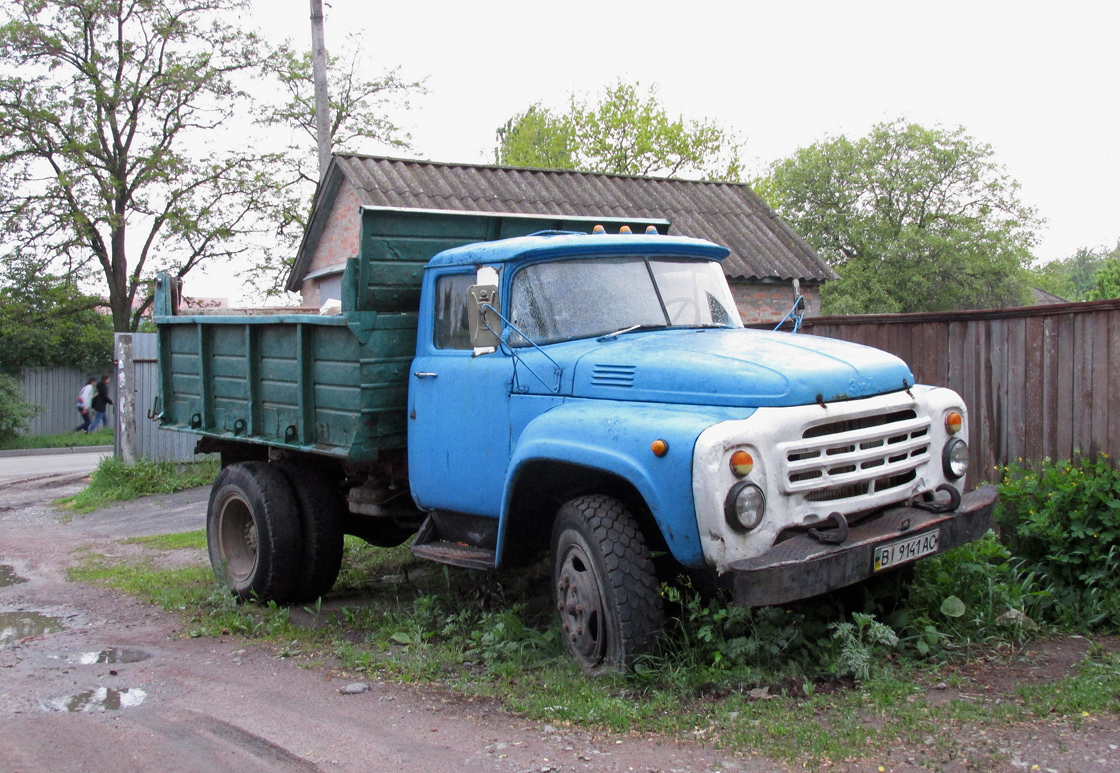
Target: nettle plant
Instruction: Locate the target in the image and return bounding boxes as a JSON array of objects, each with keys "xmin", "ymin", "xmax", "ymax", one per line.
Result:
[{"xmin": 998, "ymin": 454, "xmax": 1120, "ymax": 631}]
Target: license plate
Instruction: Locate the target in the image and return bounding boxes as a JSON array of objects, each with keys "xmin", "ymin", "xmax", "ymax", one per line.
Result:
[{"xmin": 873, "ymin": 529, "xmax": 940, "ymax": 571}]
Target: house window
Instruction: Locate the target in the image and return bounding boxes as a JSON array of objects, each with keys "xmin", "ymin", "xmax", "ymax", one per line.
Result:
[{"xmin": 317, "ymin": 274, "xmax": 342, "ymax": 305}]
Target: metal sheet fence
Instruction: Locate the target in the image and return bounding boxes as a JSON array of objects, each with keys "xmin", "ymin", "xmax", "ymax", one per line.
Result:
[
  {"xmin": 113, "ymin": 332, "xmax": 209, "ymax": 462},
  {"xmin": 801, "ymin": 299, "xmax": 1120, "ymax": 485},
  {"xmin": 18, "ymin": 365, "xmax": 111, "ymax": 436}
]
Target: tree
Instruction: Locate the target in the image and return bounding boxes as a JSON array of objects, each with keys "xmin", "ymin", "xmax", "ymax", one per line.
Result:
[
  {"xmin": 763, "ymin": 120, "xmax": 1039, "ymax": 314},
  {"xmin": 0, "ymin": 372, "xmax": 40, "ymax": 441},
  {"xmin": 243, "ymin": 33, "xmax": 426, "ymax": 297},
  {"xmin": 1087, "ymin": 246, "xmax": 1120, "ymax": 300},
  {"xmin": 0, "ymin": 0, "xmax": 273, "ymax": 331},
  {"xmin": 0, "ymin": 258, "xmax": 114, "ymax": 373},
  {"xmin": 1030, "ymin": 241, "xmax": 1120, "ymax": 301},
  {"xmin": 495, "ymin": 80, "xmax": 743, "ymax": 180}
]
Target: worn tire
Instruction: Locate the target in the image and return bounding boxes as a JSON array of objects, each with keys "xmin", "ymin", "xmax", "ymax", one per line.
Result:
[
  {"xmin": 207, "ymin": 461, "xmax": 302, "ymax": 603},
  {"xmin": 551, "ymin": 495, "xmax": 664, "ymax": 673},
  {"xmin": 274, "ymin": 462, "xmax": 345, "ymax": 602}
]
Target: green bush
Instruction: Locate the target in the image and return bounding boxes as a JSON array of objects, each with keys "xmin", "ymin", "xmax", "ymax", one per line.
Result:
[
  {"xmin": 998, "ymin": 454, "xmax": 1120, "ymax": 630},
  {"xmin": 0, "ymin": 373, "xmax": 41, "ymax": 441},
  {"xmin": 898, "ymin": 532, "xmax": 1039, "ymax": 655}
]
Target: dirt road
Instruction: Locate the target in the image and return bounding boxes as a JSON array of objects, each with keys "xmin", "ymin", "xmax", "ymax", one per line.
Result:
[
  {"xmin": 3, "ymin": 458, "xmax": 1119, "ymax": 772},
  {"xmin": 0, "ymin": 462, "xmax": 773, "ymax": 773}
]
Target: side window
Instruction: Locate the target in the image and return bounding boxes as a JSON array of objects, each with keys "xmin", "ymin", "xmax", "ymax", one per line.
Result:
[{"xmin": 434, "ymin": 273, "xmax": 476, "ymax": 350}]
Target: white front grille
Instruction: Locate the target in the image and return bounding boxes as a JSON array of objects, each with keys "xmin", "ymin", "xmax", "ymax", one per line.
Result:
[{"xmin": 778, "ymin": 409, "xmax": 931, "ymax": 502}]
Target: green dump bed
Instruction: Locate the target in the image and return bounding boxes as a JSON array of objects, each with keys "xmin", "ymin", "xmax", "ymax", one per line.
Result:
[{"xmin": 155, "ymin": 208, "xmax": 669, "ymax": 463}]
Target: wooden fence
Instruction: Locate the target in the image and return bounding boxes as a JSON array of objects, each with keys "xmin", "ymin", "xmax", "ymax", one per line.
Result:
[{"xmin": 801, "ymin": 299, "xmax": 1120, "ymax": 485}]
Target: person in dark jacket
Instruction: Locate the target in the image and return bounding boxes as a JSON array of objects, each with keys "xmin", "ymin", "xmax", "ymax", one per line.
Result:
[{"xmin": 88, "ymin": 374, "xmax": 114, "ymax": 432}]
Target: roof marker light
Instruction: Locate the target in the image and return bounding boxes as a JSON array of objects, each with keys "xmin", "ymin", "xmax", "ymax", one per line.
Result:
[
  {"xmin": 645, "ymin": 225, "xmax": 658, "ymax": 234},
  {"xmin": 620, "ymin": 225, "xmax": 632, "ymax": 234},
  {"xmin": 592, "ymin": 224, "xmax": 606, "ymax": 234}
]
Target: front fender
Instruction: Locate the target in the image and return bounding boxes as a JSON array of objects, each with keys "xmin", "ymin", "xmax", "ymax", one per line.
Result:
[{"xmin": 501, "ymin": 398, "xmax": 754, "ymax": 568}]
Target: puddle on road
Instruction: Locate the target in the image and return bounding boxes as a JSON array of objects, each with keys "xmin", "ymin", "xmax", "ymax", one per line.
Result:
[
  {"xmin": 0, "ymin": 564, "xmax": 26, "ymax": 588},
  {"xmin": 0, "ymin": 610, "xmax": 64, "ymax": 646},
  {"xmin": 42, "ymin": 686, "xmax": 147, "ymax": 713},
  {"xmin": 75, "ymin": 647, "xmax": 152, "ymax": 665}
]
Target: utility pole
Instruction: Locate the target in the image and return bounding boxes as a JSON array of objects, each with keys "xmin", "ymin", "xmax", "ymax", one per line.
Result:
[{"xmin": 310, "ymin": 0, "xmax": 331, "ymax": 181}]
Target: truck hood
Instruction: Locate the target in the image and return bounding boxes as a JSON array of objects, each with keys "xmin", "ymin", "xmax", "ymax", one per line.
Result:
[{"xmin": 565, "ymin": 328, "xmax": 915, "ymax": 407}]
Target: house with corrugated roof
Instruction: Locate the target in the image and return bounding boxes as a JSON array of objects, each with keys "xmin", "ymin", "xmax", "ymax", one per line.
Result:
[{"xmin": 286, "ymin": 154, "xmax": 837, "ymax": 323}]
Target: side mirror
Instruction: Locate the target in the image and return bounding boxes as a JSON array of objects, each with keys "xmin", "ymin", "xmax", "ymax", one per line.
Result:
[{"xmin": 467, "ymin": 284, "xmax": 501, "ymax": 348}]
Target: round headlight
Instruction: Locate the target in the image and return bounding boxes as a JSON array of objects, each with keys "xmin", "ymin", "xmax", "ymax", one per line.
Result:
[
  {"xmin": 943, "ymin": 438, "xmax": 969, "ymax": 479},
  {"xmin": 724, "ymin": 482, "xmax": 766, "ymax": 533}
]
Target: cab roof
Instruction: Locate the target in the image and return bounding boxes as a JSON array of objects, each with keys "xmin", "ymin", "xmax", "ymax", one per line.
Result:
[{"xmin": 425, "ymin": 230, "xmax": 731, "ymax": 268}]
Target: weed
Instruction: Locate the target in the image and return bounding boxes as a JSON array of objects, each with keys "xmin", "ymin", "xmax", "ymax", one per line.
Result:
[
  {"xmin": 898, "ymin": 531, "xmax": 1042, "ymax": 657},
  {"xmin": 59, "ymin": 456, "xmax": 218, "ymax": 513},
  {"xmin": 998, "ymin": 454, "xmax": 1120, "ymax": 630},
  {"xmin": 0, "ymin": 427, "xmax": 113, "ymax": 450},
  {"xmin": 1017, "ymin": 648, "xmax": 1120, "ymax": 722},
  {"xmin": 830, "ymin": 612, "xmax": 899, "ymax": 682}
]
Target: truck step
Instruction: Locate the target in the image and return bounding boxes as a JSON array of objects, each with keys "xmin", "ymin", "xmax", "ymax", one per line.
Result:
[{"xmin": 410, "ymin": 540, "xmax": 496, "ymax": 570}]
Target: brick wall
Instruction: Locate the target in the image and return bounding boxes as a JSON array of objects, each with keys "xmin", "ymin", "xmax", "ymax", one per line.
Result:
[
  {"xmin": 303, "ymin": 179, "xmax": 362, "ymax": 308},
  {"xmin": 730, "ymin": 280, "xmax": 821, "ymax": 325}
]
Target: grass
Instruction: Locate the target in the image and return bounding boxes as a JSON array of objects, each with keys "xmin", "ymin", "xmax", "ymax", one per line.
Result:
[
  {"xmin": 0, "ymin": 428, "xmax": 114, "ymax": 450},
  {"xmin": 58, "ymin": 455, "xmax": 219, "ymax": 513},
  {"xmin": 65, "ymin": 532, "xmax": 1120, "ymax": 769}
]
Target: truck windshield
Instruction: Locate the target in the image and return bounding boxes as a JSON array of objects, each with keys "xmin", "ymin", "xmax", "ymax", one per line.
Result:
[{"xmin": 508, "ymin": 256, "xmax": 743, "ymax": 346}]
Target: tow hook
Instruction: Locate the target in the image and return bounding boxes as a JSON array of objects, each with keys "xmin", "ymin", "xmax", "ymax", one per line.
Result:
[
  {"xmin": 913, "ymin": 484, "xmax": 962, "ymax": 514},
  {"xmin": 809, "ymin": 511, "xmax": 848, "ymax": 544}
]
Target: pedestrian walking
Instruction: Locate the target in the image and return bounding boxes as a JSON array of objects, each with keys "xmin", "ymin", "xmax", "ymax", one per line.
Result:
[
  {"xmin": 74, "ymin": 377, "xmax": 96, "ymax": 433},
  {"xmin": 88, "ymin": 374, "xmax": 114, "ymax": 432}
]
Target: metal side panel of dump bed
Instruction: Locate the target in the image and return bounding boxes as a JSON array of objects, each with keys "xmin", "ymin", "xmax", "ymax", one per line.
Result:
[
  {"xmin": 155, "ymin": 207, "xmax": 672, "ymax": 462},
  {"xmin": 156, "ymin": 311, "xmax": 416, "ymax": 462}
]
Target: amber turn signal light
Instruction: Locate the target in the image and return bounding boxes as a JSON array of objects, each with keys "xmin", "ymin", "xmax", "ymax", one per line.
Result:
[
  {"xmin": 651, "ymin": 439, "xmax": 669, "ymax": 457},
  {"xmin": 946, "ymin": 411, "xmax": 963, "ymax": 434},
  {"xmin": 730, "ymin": 450, "xmax": 754, "ymax": 477}
]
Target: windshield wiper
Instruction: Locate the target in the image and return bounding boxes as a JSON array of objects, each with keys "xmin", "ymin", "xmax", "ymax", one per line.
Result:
[{"xmin": 597, "ymin": 324, "xmax": 666, "ymax": 342}]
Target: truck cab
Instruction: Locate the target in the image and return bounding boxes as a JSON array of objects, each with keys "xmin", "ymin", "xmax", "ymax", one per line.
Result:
[{"xmin": 403, "ymin": 229, "xmax": 995, "ymax": 670}]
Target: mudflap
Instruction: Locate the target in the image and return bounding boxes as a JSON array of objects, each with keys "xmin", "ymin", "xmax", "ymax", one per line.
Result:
[{"xmin": 727, "ymin": 485, "xmax": 998, "ymax": 607}]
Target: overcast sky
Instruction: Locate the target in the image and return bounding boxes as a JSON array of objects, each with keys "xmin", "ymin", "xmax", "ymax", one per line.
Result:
[{"xmin": 194, "ymin": 0, "xmax": 1119, "ymax": 297}]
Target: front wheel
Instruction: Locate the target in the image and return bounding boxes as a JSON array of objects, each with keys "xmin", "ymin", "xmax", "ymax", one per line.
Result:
[
  {"xmin": 207, "ymin": 462, "xmax": 302, "ymax": 603},
  {"xmin": 551, "ymin": 495, "xmax": 664, "ymax": 673}
]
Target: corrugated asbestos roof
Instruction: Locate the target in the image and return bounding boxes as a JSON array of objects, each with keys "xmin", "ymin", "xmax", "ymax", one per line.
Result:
[{"xmin": 290, "ymin": 154, "xmax": 837, "ymax": 288}]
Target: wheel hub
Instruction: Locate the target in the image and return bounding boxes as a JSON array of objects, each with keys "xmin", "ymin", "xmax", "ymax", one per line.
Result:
[{"xmin": 556, "ymin": 546, "xmax": 604, "ymax": 664}]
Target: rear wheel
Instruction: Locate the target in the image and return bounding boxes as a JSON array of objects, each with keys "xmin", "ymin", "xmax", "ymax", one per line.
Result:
[
  {"xmin": 207, "ymin": 462, "xmax": 301, "ymax": 603},
  {"xmin": 274, "ymin": 462, "xmax": 345, "ymax": 602},
  {"xmin": 551, "ymin": 495, "xmax": 664, "ymax": 673}
]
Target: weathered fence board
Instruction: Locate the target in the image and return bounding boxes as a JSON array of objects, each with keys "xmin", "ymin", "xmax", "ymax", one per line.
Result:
[{"xmin": 803, "ymin": 299, "xmax": 1120, "ymax": 485}]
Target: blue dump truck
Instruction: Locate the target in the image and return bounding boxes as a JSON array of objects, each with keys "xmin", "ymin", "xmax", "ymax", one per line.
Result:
[{"xmin": 155, "ymin": 207, "xmax": 996, "ymax": 672}]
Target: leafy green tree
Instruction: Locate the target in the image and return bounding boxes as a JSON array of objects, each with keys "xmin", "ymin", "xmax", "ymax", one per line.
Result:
[
  {"xmin": 495, "ymin": 80, "xmax": 743, "ymax": 180},
  {"xmin": 0, "ymin": 258, "xmax": 113, "ymax": 373},
  {"xmin": 1087, "ymin": 252, "xmax": 1120, "ymax": 300},
  {"xmin": 244, "ymin": 33, "xmax": 426, "ymax": 297},
  {"xmin": 0, "ymin": 0, "xmax": 273, "ymax": 331},
  {"xmin": 764, "ymin": 120, "xmax": 1039, "ymax": 314},
  {"xmin": 0, "ymin": 372, "xmax": 41, "ymax": 441},
  {"xmin": 1028, "ymin": 247, "xmax": 1107, "ymax": 301}
]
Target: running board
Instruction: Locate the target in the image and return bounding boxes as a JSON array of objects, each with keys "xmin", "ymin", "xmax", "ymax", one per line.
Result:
[{"xmin": 409, "ymin": 514, "xmax": 497, "ymax": 570}]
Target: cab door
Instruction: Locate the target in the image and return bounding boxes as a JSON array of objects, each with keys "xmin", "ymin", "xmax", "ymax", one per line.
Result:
[{"xmin": 407, "ymin": 269, "xmax": 514, "ymax": 516}]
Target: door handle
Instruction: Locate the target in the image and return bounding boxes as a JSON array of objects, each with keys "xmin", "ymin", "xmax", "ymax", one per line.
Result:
[{"xmin": 413, "ymin": 372, "xmax": 438, "ymax": 378}]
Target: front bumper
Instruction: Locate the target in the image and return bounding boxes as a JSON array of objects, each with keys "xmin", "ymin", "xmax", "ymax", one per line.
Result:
[{"xmin": 727, "ymin": 485, "xmax": 998, "ymax": 607}]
